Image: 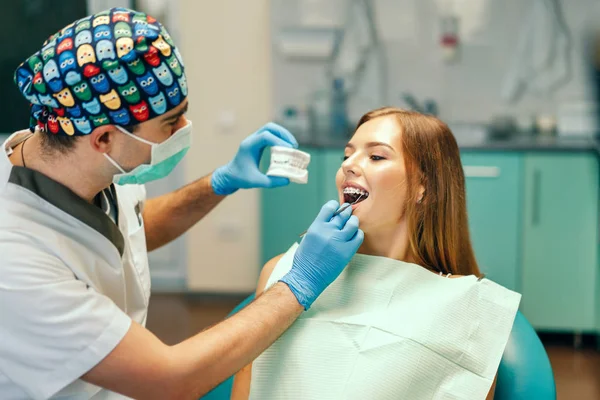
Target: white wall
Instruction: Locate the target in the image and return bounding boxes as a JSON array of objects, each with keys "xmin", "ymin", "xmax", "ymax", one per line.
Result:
[
  {"xmin": 271, "ymin": 0, "xmax": 600, "ymax": 125},
  {"xmin": 86, "ymin": 0, "xmax": 131, "ymax": 13},
  {"xmin": 178, "ymin": 0, "xmax": 272, "ymax": 293}
]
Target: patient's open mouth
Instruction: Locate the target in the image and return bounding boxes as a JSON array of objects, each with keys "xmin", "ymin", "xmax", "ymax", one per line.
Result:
[{"xmin": 343, "ymin": 186, "xmax": 369, "ymax": 205}]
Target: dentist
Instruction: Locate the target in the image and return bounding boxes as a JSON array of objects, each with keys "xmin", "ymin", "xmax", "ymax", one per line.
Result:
[{"xmin": 0, "ymin": 8, "xmax": 363, "ymax": 399}]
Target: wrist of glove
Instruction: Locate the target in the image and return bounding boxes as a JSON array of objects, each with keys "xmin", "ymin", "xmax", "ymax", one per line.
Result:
[{"xmin": 211, "ymin": 164, "xmax": 237, "ymax": 196}]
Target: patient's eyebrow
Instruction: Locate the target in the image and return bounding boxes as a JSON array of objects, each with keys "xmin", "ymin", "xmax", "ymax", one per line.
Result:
[{"xmin": 345, "ymin": 142, "xmax": 396, "ymax": 152}]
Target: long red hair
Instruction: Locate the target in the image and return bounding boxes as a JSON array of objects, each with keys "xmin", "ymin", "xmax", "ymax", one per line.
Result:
[{"xmin": 356, "ymin": 107, "xmax": 480, "ymax": 276}]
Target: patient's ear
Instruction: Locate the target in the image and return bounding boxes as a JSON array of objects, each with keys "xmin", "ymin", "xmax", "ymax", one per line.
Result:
[{"xmin": 417, "ymin": 185, "xmax": 425, "ymax": 204}]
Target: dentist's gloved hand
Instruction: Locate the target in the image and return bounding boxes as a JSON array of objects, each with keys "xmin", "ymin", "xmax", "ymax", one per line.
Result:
[
  {"xmin": 211, "ymin": 122, "xmax": 299, "ymax": 196},
  {"xmin": 280, "ymin": 200, "xmax": 364, "ymax": 310}
]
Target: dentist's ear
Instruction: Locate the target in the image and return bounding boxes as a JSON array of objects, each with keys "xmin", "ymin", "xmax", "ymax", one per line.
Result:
[{"xmin": 89, "ymin": 125, "xmax": 118, "ymax": 153}]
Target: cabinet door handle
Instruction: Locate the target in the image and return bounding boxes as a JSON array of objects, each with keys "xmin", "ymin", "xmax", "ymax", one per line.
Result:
[
  {"xmin": 463, "ymin": 166, "xmax": 500, "ymax": 178},
  {"xmin": 532, "ymin": 169, "xmax": 541, "ymax": 226}
]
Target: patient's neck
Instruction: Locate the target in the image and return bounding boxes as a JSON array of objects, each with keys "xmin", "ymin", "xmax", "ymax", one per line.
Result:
[{"xmin": 358, "ymin": 218, "xmax": 413, "ymax": 263}]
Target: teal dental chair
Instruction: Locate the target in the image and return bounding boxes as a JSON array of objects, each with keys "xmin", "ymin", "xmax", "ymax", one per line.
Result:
[{"xmin": 201, "ymin": 295, "xmax": 556, "ymax": 400}]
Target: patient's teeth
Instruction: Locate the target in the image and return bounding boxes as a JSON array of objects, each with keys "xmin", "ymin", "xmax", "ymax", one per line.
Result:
[{"xmin": 343, "ymin": 187, "xmax": 369, "ymax": 199}]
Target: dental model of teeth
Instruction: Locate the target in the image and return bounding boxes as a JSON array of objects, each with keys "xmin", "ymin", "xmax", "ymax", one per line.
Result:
[{"xmin": 266, "ymin": 146, "xmax": 311, "ymax": 184}]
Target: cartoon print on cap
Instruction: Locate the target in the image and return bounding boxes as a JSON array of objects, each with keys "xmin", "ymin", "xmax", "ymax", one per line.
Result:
[
  {"xmin": 90, "ymin": 73, "xmax": 110, "ymax": 93},
  {"xmin": 75, "ymin": 30, "xmax": 93, "ymax": 47},
  {"xmin": 143, "ymin": 45, "xmax": 160, "ymax": 67},
  {"xmin": 73, "ymin": 116, "xmax": 92, "ymax": 134},
  {"xmin": 41, "ymin": 41, "xmax": 56, "ymax": 61},
  {"xmin": 109, "ymin": 108, "xmax": 131, "ymax": 125},
  {"xmin": 39, "ymin": 93, "xmax": 59, "ymax": 109},
  {"xmin": 43, "ymin": 60, "xmax": 63, "ymax": 92},
  {"xmin": 83, "ymin": 63, "xmax": 101, "ymax": 78},
  {"xmin": 66, "ymin": 104, "xmax": 83, "ymax": 118},
  {"xmin": 42, "ymin": 60, "xmax": 59, "ymax": 82},
  {"xmin": 93, "ymin": 15, "xmax": 110, "ymax": 27},
  {"xmin": 96, "ymin": 40, "xmax": 116, "ymax": 61},
  {"xmin": 56, "ymin": 38, "xmax": 73, "ymax": 55},
  {"xmin": 160, "ymin": 26, "xmax": 175, "ymax": 47},
  {"xmin": 99, "ymin": 89, "xmax": 121, "ymax": 110},
  {"xmin": 93, "ymin": 25, "xmax": 112, "ymax": 42},
  {"xmin": 58, "ymin": 116, "xmax": 75, "ymax": 135},
  {"xmin": 152, "ymin": 36, "xmax": 171, "ymax": 57},
  {"xmin": 92, "ymin": 112, "xmax": 109, "ymax": 127},
  {"xmin": 25, "ymin": 93, "xmax": 40, "ymax": 105},
  {"xmin": 135, "ymin": 36, "xmax": 148, "ymax": 53},
  {"xmin": 28, "ymin": 55, "xmax": 43, "ymax": 74},
  {"xmin": 130, "ymin": 100, "xmax": 150, "ymax": 122},
  {"xmin": 106, "ymin": 62, "xmax": 129, "ymax": 85},
  {"xmin": 174, "ymin": 47, "xmax": 185, "ymax": 68},
  {"xmin": 136, "ymin": 71, "xmax": 158, "ymax": 96},
  {"xmin": 119, "ymin": 80, "xmax": 140, "ymax": 104},
  {"xmin": 77, "ymin": 44, "xmax": 96, "ymax": 67},
  {"xmin": 53, "ymin": 87, "xmax": 75, "ymax": 107},
  {"xmin": 47, "ymin": 115, "xmax": 59, "ymax": 133},
  {"xmin": 153, "ymin": 62, "xmax": 173, "ymax": 87},
  {"xmin": 58, "ymin": 51, "xmax": 77, "ymax": 74},
  {"xmin": 15, "ymin": 67, "xmax": 32, "ymax": 92},
  {"xmin": 75, "ymin": 19, "xmax": 91, "ymax": 34},
  {"xmin": 114, "ymin": 21, "xmax": 132, "ymax": 39},
  {"xmin": 149, "ymin": 92, "xmax": 166, "ymax": 114},
  {"xmin": 112, "ymin": 11, "xmax": 130, "ymax": 23},
  {"xmin": 33, "ymin": 72, "xmax": 46, "ymax": 94},
  {"xmin": 166, "ymin": 83, "xmax": 181, "ymax": 106},
  {"xmin": 73, "ymin": 81, "xmax": 95, "ymax": 101},
  {"xmin": 132, "ymin": 13, "xmax": 147, "ymax": 24},
  {"xmin": 64, "ymin": 71, "xmax": 82, "ymax": 86},
  {"xmin": 134, "ymin": 22, "xmax": 159, "ymax": 40},
  {"xmin": 116, "ymin": 37, "xmax": 135, "ymax": 61},
  {"xmin": 178, "ymin": 75, "xmax": 187, "ymax": 97},
  {"xmin": 166, "ymin": 54, "xmax": 182, "ymax": 77},
  {"xmin": 82, "ymin": 98, "xmax": 101, "ymax": 114},
  {"xmin": 126, "ymin": 58, "xmax": 145, "ymax": 75}
]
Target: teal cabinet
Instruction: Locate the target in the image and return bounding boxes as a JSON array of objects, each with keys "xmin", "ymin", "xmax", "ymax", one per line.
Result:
[
  {"xmin": 461, "ymin": 152, "xmax": 523, "ymax": 291},
  {"xmin": 521, "ymin": 153, "xmax": 599, "ymax": 332},
  {"xmin": 321, "ymin": 149, "xmax": 344, "ymax": 203},
  {"xmin": 260, "ymin": 148, "xmax": 324, "ymax": 265}
]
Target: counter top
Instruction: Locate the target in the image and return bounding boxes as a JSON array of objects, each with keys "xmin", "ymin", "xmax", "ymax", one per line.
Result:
[
  {"xmin": 457, "ymin": 136, "xmax": 600, "ymax": 153},
  {"xmin": 296, "ymin": 135, "xmax": 600, "ymax": 154}
]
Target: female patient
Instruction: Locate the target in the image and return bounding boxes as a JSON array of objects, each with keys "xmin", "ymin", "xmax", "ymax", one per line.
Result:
[{"xmin": 232, "ymin": 107, "xmax": 519, "ymax": 399}]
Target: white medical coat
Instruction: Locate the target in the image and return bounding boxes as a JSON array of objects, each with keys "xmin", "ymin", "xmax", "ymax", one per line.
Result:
[{"xmin": 0, "ymin": 131, "xmax": 151, "ymax": 399}]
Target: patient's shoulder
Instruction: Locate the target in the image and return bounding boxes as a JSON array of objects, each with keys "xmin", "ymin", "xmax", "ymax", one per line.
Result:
[{"xmin": 256, "ymin": 254, "xmax": 285, "ymax": 295}]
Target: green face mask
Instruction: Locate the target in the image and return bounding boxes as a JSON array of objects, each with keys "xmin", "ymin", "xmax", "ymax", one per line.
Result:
[{"xmin": 104, "ymin": 120, "xmax": 192, "ymax": 185}]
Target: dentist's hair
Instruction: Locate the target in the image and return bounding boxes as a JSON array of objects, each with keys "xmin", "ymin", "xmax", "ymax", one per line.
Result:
[{"xmin": 356, "ymin": 107, "xmax": 480, "ymax": 276}]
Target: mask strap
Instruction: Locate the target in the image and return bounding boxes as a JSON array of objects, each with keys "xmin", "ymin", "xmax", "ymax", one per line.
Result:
[
  {"xmin": 103, "ymin": 153, "xmax": 127, "ymax": 173},
  {"xmin": 115, "ymin": 125, "xmax": 156, "ymax": 146}
]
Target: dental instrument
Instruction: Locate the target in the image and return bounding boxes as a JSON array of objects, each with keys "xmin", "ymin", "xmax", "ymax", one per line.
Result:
[{"xmin": 299, "ymin": 193, "xmax": 364, "ymax": 238}]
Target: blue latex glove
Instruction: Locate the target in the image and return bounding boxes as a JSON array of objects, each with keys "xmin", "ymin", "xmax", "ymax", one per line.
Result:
[
  {"xmin": 280, "ymin": 200, "xmax": 364, "ymax": 310},
  {"xmin": 211, "ymin": 122, "xmax": 299, "ymax": 196}
]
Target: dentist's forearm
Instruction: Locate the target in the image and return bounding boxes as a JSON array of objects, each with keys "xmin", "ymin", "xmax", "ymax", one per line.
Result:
[
  {"xmin": 169, "ymin": 282, "xmax": 303, "ymax": 397},
  {"xmin": 142, "ymin": 173, "xmax": 224, "ymax": 251},
  {"xmin": 82, "ymin": 282, "xmax": 303, "ymax": 399}
]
